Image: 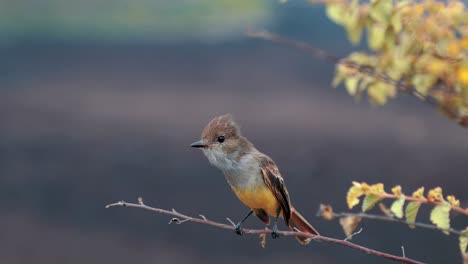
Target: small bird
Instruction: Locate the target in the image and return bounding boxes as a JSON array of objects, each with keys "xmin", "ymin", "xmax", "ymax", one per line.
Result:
[{"xmin": 190, "ymin": 114, "xmax": 319, "ymax": 244}]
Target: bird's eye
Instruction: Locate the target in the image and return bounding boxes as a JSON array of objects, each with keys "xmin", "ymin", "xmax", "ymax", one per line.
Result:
[{"xmin": 217, "ymin": 136, "xmax": 225, "ymax": 143}]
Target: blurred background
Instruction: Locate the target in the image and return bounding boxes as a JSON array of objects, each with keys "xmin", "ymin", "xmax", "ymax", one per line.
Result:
[{"xmin": 1, "ymin": 0, "xmax": 467, "ymax": 263}]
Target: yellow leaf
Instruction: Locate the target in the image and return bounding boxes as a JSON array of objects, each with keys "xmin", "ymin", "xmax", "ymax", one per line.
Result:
[
  {"xmin": 348, "ymin": 52, "xmax": 373, "ymax": 65},
  {"xmin": 344, "ymin": 2, "xmax": 362, "ymax": 45},
  {"xmin": 346, "ymin": 25, "xmax": 363, "ymax": 45},
  {"xmin": 368, "ymin": 24, "xmax": 387, "ymax": 51},
  {"xmin": 461, "ymin": 37, "xmax": 468, "ymax": 49},
  {"xmin": 390, "ymin": 195, "xmax": 405, "ymax": 218},
  {"xmin": 447, "ymin": 41, "xmax": 461, "ymax": 57},
  {"xmin": 391, "ymin": 185, "xmax": 402, "ymax": 196},
  {"xmin": 390, "ymin": 12, "xmax": 402, "ymax": 33},
  {"xmin": 370, "ymin": 182, "xmax": 385, "ymax": 193},
  {"xmin": 447, "ymin": 195, "xmax": 460, "ymax": 207},
  {"xmin": 358, "ymin": 78, "xmax": 374, "ymax": 93},
  {"xmin": 360, "ymin": 182, "xmax": 371, "ymax": 193},
  {"xmin": 326, "ymin": 3, "xmax": 346, "ymax": 25},
  {"xmin": 411, "ymin": 74, "xmax": 437, "ymax": 96},
  {"xmin": 414, "ymin": 3, "xmax": 425, "ymax": 16},
  {"xmin": 339, "ymin": 216, "xmax": 362, "ymax": 238},
  {"xmin": 428, "ymin": 187, "xmax": 444, "ymax": 202},
  {"xmin": 369, "ymin": 0, "xmax": 392, "ymax": 23},
  {"xmin": 345, "ymin": 77, "xmax": 360, "ymax": 95},
  {"xmin": 457, "ymin": 66, "xmax": 468, "ymax": 85},
  {"xmin": 347, "ymin": 182, "xmax": 365, "ymax": 209},
  {"xmin": 362, "ymin": 194, "xmax": 383, "ymax": 212},
  {"xmin": 412, "ymin": 187, "xmax": 425, "ymax": 198},
  {"xmin": 332, "ymin": 70, "xmax": 346, "ymax": 88},
  {"xmin": 460, "ymin": 228, "xmax": 468, "ymax": 254},
  {"xmin": 430, "ymin": 202, "xmax": 451, "ymax": 235},
  {"xmin": 405, "ymin": 201, "xmax": 421, "ymax": 228},
  {"xmin": 368, "ymin": 83, "xmax": 388, "ymax": 105},
  {"xmin": 426, "ymin": 59, "xmax": 447, "ymax": 75},
  {"xmin": 393, "ymin": 55, "xmax": 410, "ymax": 73}
]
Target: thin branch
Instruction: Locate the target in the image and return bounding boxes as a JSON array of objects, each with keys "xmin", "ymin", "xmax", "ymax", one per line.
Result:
[
  {"xmin": 246, "ymin": 29, "xmax": 438, "ymax": 106},
  {"xmin": 321, "ymin": 210, "xmax": 468, "ymax": 237},
  {"xmin": 246, "ymin": 29, "xmax": 341, "ymax": 63},
  {"xmin": 106, "ymin": 199, "xmax": 425, "ymax": 264},
  {"xmin": 378, "ymin": 193, "xmax": 468, "ymax": 216}
]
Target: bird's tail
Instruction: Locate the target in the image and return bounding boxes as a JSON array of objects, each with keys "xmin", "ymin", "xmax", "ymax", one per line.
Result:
[{"xmin": 288, "ymin": 207, "xmax": 319, "ymax": 245}]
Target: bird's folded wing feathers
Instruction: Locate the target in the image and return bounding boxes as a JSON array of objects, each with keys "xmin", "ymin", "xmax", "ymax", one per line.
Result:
[{"xmin": 259, "ymin": 157, "xmax": 292, "ymax": 224}]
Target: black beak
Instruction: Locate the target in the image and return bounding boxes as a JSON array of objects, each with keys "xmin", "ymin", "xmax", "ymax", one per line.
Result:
[{"xmin": 190, "ymin": 140, "xmax": 207, "ymax": 148}]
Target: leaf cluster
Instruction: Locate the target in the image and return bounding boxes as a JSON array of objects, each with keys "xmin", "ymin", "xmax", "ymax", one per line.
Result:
[
  {"xmin": 325, "ymin": 0, "xmax": 468, "ymax": 126},
  {"xmin": 346, "ymin": 181, "xmax": 467, "ymax": 258}
]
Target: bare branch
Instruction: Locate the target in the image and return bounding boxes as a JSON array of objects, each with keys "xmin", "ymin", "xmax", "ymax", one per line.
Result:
[{"xmin": 106, "ymin": 199, "xmax": 425, "ymax": 264}]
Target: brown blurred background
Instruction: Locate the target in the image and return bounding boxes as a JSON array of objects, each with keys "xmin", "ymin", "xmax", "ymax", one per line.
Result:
[{"xmin": 1, "ymin": 1, "xmax": 467, "ymax": 263}]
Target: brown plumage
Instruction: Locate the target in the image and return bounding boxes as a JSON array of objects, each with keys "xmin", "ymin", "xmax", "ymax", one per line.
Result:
[{"xmin": 191, "ymin": 114, "xmax": 319, "ymax": 245}]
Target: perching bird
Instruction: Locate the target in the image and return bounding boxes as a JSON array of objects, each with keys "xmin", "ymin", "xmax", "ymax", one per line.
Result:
[{"xmin": 190, "ymin": 114, "xmax": 319, "ymax": 244}]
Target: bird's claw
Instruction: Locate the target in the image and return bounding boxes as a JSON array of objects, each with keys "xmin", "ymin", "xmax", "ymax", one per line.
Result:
[
  {"xmin": 271, "ymin": 226, "xmax": 280, "ymax": 239},
  {"xmin": 235, "ymin": 224, "xmax": 244, "ymax": 235}
]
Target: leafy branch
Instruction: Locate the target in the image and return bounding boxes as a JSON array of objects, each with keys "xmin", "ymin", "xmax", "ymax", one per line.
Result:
[
  {"xmin": 246, "ymin": 30, "xmax": 437, "ymax": 110},
  {"xmin": 317, "ymin": 204, "xmax": 468, "ymax": 237},
  {"xmin": 106, "ymin": 198, "xmax": 425, "ymax": 264},
  {"xmin": 248, "ymin": 0, "xmax": 468, "ymax": 127},
  {"xmin": 345, "ymin": 182, "xmax": 468, "ymax": 259}
]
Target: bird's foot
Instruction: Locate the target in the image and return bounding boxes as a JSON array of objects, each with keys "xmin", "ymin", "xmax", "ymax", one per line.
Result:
[
  {"xmin": 235, "ymin": 223, "xmax": 244, "ymax": 235},
  {"xmin": 271, "ymin": 226, "xmax": 280, "ymax": 239}
]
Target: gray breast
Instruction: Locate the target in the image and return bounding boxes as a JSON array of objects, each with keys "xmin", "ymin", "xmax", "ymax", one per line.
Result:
[{"xmin": 202, "ymin": 148, "xmax": 263, "ymax": 190}]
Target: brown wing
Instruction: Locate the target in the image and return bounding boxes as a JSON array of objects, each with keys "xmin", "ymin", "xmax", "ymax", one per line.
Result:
[{"xmin": 259, "ymin": 156, "xmax": 292, "ymax": 225}]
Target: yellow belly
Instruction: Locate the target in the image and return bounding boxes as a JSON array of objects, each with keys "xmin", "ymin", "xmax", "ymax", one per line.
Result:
[{"xmin": 233, "ymin": 186, "xmax": 280, "ymax": 217}]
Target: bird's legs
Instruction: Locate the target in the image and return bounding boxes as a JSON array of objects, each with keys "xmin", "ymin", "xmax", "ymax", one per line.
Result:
[
  {"xmin": 271, "ymin": 209, "xmax": 281, "ymax": 239},
  {"xmin": 235, "ymin": 210, "xmax": 253, "ymax": 235}
]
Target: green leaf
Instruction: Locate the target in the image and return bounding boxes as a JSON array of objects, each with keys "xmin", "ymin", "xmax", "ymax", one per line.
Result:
[
  {"xmin": 459, "ymin": 227, "xmax": 468, "ymax": 254},
  {"xmin": 460, "ymin": 228, "xmax": 468, "ymax": 254},
  {"xmin": 430, "ymin": 202, "xmax": 451, "ymax": 235},
  {"xmin": 362, "ymin": 194, "xmax": 383, "ymax": 212},
  {"xmin": 390, "ymin": 196, "xmax": 405, "ymax": 218},
  {"xmin": 405, "ymin": 201, "xmax": 421, "ymax": 229},
  {"xmin": 412, "ymin": 74, "xmax": 437, "ymax": 96},
  {"xmin": 332, "ymin": 70, "xmax": 345, "ymax": 88},
  {"xmin": 358, "ymin": 78, "xmax": 374, "ymax": 93},
  {"xmin": 345, "ymin": 77, "xmax": 360, "ymax": 95},
  {"xmin": 390, "ymin": 12, "xmax": 402, "ymax": 33},
  {"xmin": 369, "ymin": 0, "xmax": 392, "ymax": 23},
  {"xmin": 392, "ymin": 54, "xmax": 411, "ymax": 75},
  {"xmin": 326, "ymin": 4, "xmax": 346, "ymax": 25},
  {"xmin": 367, "ymin": 24, "xmax": 387, "ymax": 51},
  {"xmin": 348, "ymin": 52, "xmax": 372, "ymax": 65},
  {"xmin": 367, "ymin": 83, "xmax": 388, "ymax": 105},
  {"xmin": 346, "ymin": 25, "xmax": 363, "ymax": 45},
  {"xmin": 343, "ymin": 1, "xmax": 362, "ymax": 44}
]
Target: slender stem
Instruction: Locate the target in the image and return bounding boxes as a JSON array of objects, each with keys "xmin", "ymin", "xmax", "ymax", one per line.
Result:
[
  {"xmin": 377, "ymin": 193, "xmax": 468, "ymax": 216},
  {"xmin": 246, "ymin": 29, "xmax": 437, "ymax": 106},
  {"xmin": 329, "ymin": 211, "xmax": 467, "ymax": 237},
  {"xmin": 106, "ymin": 199, "xmax": 426, "ymax": 264}
]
